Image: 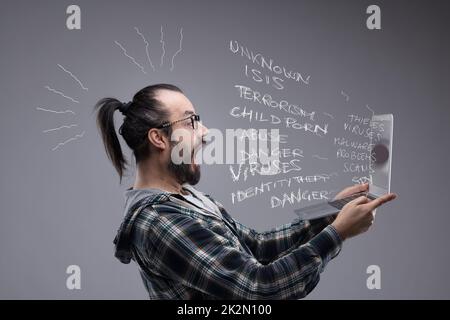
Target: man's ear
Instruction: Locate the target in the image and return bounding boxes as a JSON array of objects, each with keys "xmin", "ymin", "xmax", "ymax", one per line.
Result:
[{"xmin": 147, "ymin": 128, "xmax": 169, "ymax": 151}]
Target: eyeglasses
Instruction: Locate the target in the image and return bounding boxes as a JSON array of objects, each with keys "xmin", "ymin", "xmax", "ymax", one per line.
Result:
[{"xmin": 157, "ymin": 114, "xmax": 201, "ymax": 130}]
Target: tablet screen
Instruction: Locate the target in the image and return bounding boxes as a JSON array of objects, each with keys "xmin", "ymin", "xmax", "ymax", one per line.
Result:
[{"xmin": 370, "ymin": 114, "xmax": 393, "ymax": 196}]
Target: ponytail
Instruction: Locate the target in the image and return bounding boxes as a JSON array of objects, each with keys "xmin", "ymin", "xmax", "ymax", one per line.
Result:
[{"xmin": 94, "ymin": 98, "xmax": 127, "ymax": 183}]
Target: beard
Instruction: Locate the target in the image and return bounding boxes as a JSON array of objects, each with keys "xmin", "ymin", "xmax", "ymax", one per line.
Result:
[{"xmin": 167, "ymin": 143, "xmax": 201, "ymax": 185}]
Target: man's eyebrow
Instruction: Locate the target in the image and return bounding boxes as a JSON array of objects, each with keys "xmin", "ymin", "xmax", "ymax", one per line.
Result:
[{"xmin": 184, "ymin": 110, "xmax": 194, "ymax": 116}]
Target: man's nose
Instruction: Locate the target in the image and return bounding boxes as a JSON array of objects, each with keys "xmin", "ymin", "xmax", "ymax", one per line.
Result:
[{"xmin": 200, "ymin": 122, "xmax": 209, "ymax": 137}]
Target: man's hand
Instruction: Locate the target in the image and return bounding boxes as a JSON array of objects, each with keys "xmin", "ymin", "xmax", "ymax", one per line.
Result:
[
  {"xmin": 334, "ymin": 183, "xmax": 369, "ymax": 200},
  {"xmin": 331, "ymin": 192, "xmax": 397, "ymax": 241}
]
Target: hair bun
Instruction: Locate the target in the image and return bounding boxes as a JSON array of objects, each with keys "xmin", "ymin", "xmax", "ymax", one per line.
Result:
[{"xmin": 118, "ymin": 101, "xmax": 132, "ymax": 115}]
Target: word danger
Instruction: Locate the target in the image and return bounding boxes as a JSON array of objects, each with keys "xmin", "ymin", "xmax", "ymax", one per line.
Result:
[
  {"xmin": 271, "ymin": 188, "xmax": 330, "ymax": 208},
  {"xmin": 240, "ymin": 148, "xmax": 303, "ymax": 161}
]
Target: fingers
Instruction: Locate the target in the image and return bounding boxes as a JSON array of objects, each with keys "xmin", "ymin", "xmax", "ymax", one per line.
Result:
[
  {"xmin": 350, "ymin": 195, "xmax": 370, "ymax": 205},
  {"xmin": 346, "ymin": 183, "xmax": 369, "ymax": 195},
  {"xmin": 334, "ymin": 183, "xmax": 369, "ymax": 200},
  {"xmin": 358, "ymin": 182, "xmax": 370, "ymax": 191},
  {"xmin": 363, "ymin": 193, "xmax": 397, "ymax": 211}
]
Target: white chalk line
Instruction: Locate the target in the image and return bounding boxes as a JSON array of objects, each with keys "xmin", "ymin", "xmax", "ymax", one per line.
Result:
[
  {"xmin": 170, "ymin": 27, "xmax": 183, "ymax": 71},
  {"xmin": 45, "ymin": 86, "xmax": 79, "ymax": 104},
  {"xmin": 51, "ymin": 131, "xmax": 85, "ymax": 151},
  {"xmin": 57, "ymin": 64, "xmax": 88, "ymax": 91},
  {"xmin": 114, "ymin": 40, "xmax": 147, "ymax": 74}
]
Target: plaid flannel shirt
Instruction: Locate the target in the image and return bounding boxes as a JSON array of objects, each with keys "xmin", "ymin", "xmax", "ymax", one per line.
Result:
[{"xmin": 113, "ymin": 186, "xmax": 342, "ymax": 299}]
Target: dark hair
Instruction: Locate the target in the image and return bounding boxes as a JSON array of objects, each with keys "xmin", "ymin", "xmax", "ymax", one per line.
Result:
[{"xmin": 94, "ymin": 83, "xmax": 183, "ymax": 183}]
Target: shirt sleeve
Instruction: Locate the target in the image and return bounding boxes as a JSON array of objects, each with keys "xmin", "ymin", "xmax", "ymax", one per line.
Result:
[
  {"xmin": 146, "ymin": 211, "xmax": 342, "ymax": 300},
  {"xmin": 231, "ymin": 214, "xmax": 340, "ymax": 264},
  {"xmin": 206, "ymin": 194, "xmax": 340, "ymax": 264}
]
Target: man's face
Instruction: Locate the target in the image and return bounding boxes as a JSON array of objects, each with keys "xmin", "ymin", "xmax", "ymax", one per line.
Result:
[{"xmin": 156, "ymin": 89, "xmax": 208, "ymax": 185}]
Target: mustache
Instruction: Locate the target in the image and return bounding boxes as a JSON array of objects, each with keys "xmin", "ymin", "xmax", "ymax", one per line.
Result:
[{"xmin": 193, "ymin": 138, "xmax": 208, "ymax": 149}]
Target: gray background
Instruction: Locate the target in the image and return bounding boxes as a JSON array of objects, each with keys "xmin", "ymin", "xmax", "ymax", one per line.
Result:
[{"xmin": 1, "ymin": 0, "xmax": 449, "ymax": 299}]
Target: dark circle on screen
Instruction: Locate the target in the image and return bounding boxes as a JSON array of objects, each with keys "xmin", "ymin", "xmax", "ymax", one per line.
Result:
[{"xmin": 372, "ymin": 143, "xmax": 389, "ymax": 165}]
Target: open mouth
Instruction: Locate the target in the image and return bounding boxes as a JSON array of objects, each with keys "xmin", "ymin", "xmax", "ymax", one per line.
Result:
[{"xmin": 192, "ymin": 140, "xmax": 206, "ymax": 164}]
